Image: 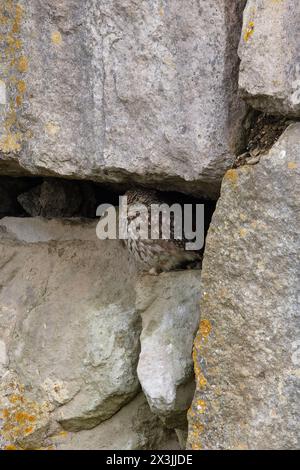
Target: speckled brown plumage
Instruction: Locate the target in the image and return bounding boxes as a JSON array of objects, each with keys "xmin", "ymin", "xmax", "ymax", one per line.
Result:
[{"xmin": 122, "ymin": 188, "xmax": 202, "ymax": 273}]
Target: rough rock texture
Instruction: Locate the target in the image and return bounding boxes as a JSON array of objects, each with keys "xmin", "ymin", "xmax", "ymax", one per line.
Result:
[
  {"xmin": 17, "ymin": 179, "xmax": 100, "ymax": 218},
  {"xmin": 0, "ymin": 0, "xmax": 246, "ymax": 197},
  {"xmin": 239, "ymin": 0, "xmax": 300, "ymax": 117},
  {"xmin": 54, "ymin": 393, "xmax": 179, "ymax": 450},
  {"xmin": 136, "ymin": 271, "xmax": 200, "ymax": 429},
  {"xmin": 0, "ymin": 218, "xmax": 141, "ymax": 441},
  {"xmin": 17, "ymin": 180, "xmax": 83, "ymax": 217},
  {"xmin": 0, "ymin": 372, "xmax": 52, "ymax": 450},
  {"xmin": 187, "ymin": 124, "xmax": 300, "ymax": 450}
]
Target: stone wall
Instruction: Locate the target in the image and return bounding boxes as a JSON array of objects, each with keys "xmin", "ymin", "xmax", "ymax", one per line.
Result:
[
  {"xmin": 0, "ymin": 0, "xmax": 299, "ymax": 451},
  {"xmin": 0, "ymin": 0, "xmax": 246, "ymax": 197}
]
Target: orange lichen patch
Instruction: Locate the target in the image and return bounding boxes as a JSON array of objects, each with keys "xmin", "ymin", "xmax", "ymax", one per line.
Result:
[
  {"xmin": 17, "ymin": 79, "xmax": 26, "ymax": 93},
  {"xmin": 24, "ymin": 426, "xmax": 34, "ymax": 435},
  {"xmin": 6, "ymin": 33, "xmax": 22, "ymax": 53},
  {"xmin": 288, "ymin": 162, "xmax": 297, "ymax": 169},
  {"xmin": 224, "ymin": 168, "xmax": 238, "ymax": 185},
  {"xmin": 196, "ymin": 371, "xmax": 207, "ymax": 390},
  {"xmin": 191, "ymin": 443, "xmax": 202, "ymax": 451},
  {"xmin": 0, "ymin": 380, "xmax": 50, "ymax": 449},
  {"xmin": 244, "ymin": 21, "xmax": 255, "ymax": 42},
  {"xmin": 193, "ymin": 349, "xmax": 208, "ymax": 390},
  {"xmin": 11, "ymin": 21, "xmax": 20, "ymax": 33},
  {"xmin": 14, "ymin": 3, "xmax": 23, "ymax": 20},
  {"xmin": 17, "ymin": 55, "xmax": 28, "ymax": 73},
  {"xmin": 14, "ymin": 411, "xmax": 36, "ymax": 424},
  {"xmin": 199, "ymin": 319, "xmax": 212, "ymax": 339},
  {"xmin": 2, "ymin": 408, "xmax": 10, "ymax": 419},
  {"xmin": 188, "ymin": 423, "xmax": 205, "ymax": 451},
  {"xmin": 51, "ymin": 30, "xmax": 62, "ymax": 45},
  {"xmin": 15, "ymin": 94, "xmax": 22, "ymax": 106},
  {"xmin": 4, "ymin": 444, "xmax": 19, "ymax": 450},
  {"xmin": 196, "ymin": 399, "xmax": 207, "ymax": 414}
]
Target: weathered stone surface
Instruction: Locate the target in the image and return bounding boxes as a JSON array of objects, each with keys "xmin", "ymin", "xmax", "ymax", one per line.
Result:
[
  {"xmin": 53, "ymin": 393, "xmax": 179, "ymax": 450},
  {"xmin": 0, "ymin": 218, "xmax": 140, "ymax": 438},
  {"xmin": 239, "ymin": 0, "xmax": 300, "ymax": 117},
  {"xmin": 0, "ymin": 372, "xmax": 51, "ymax": 450},
  {"xmin": 136, "ymin": 271, "xmax": 200, "ymax": 429},
  {"xmin": 17, "ymin": 179, "xmax": 100, "ymax": 218},
  {"xmin": 17, "ymin": 180, "xmax": 83, "ymax": 217},
  {"xmin": 187, "ymin": 124, "xmax": 300, "ymax": 450},
  {"xmin": 0, "ymin": 0, "xmax": 246, "ymax": 197}
]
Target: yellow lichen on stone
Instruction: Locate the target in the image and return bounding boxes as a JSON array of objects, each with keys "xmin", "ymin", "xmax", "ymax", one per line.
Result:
[
  {"xmin": 0, "ymin": 378, "xmax": 50, "ymax": 450},
  {"xmin": 288, "ymin": 162, "xmax": 297, "ymax": 169},
  {"xmin": 17, "ymin": 79, "xmax": 26, "ymax": 93},
  {"xmin": 224, "ymin": 168, "xmax": 238, "ymax": 186},
  {"xmin": 199, "ymin": 319, "xmax": 212, "ymax": 339},
  {"xmin": 191, "ymin": 443, "xmax": 202, "ymax": 450},
  {"xmin": 239, "ymin": 227, "xmax": 247, "ymax": 238},
  {"xmin": 0, "ymin": 1, "xmax": 28, "ymax": 155},
  {"xmin": 193, "ymin": 352, "xmax": 208, "ymax": 390},
  {"xmin": 51, "ymin": 31, "xmax": 62, "ymax": 45},
  {"xmin": 196, "ymin": 399, "xmax": 207, "ymax": 414},
  {"xmin": 4, "ymin": 444, "xmax": 20, "ymax": 450},
  {"xmin": 45, "ymin": 121, "xmax": 60, "ymax": 136},
  {"xmin": 15, "ymin": 94, "xmax": 22, "ymax": 106},
  {"xmin": 0, "ymin": 131, "xmax": 21, "ymax": 152},
  {"xmin": 189, "ymin": 422, "xmax": 205, "ymax": 450},
  {"xmin": 17, "ymin": 55, "xmax": 28, "ymax": 73},
  {"xmin": 244, "ymin": 21, "xmax": 255, "ymax": 42}
]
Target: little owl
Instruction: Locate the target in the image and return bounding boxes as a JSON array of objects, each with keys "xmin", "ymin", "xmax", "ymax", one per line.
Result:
[{"xmin": 121, "ymin": 188, "xmax": 202, "ymax": 274}]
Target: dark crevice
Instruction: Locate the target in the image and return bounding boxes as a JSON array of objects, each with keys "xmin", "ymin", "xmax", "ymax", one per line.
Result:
[
  {"xmin": 0, "ymin": 177, "xmax": 119, "ymax": 219},
  {"xmin": 233, "ymin": 110, "xmax": 296, "ymax": 168},
  {"xmin": 0, "ymin": 178, "xmax": 216, "ymax": 233}
]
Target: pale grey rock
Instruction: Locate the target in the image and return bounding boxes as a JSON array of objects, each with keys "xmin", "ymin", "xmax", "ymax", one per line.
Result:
[
  {"xmin": 239, "ymin": 0, "xmax": 300, "ymax": 117},
  {"xmin": 53, "ymin": 393, "xmax": 179, "ymax": 450},
  {"xmin": 136, "ymin": 271, "xmax": 200, "ymax": 428},
  {"xmin": 0, "ymin": 217, "xmax": 97, "ymax": 243},
  {"xmin": 0, "ymin": 218, "xmax": 140, "ymax": 436},
  {"xmin": 0, "ymin": 0, "xmax": 246, "ymax": 197},
  {"xmin": 187, "ymin": 124, "xmax": 300, "ymax": 450}
]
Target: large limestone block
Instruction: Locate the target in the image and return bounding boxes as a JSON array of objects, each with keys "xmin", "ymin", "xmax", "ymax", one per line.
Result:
[
  {"xmin": 0, "ymin": 0, "xmax": 246, "ymax": 197},
  {"xmin": 54, "ymin": 393, "xmax": 178, "ymax": 450},
  {"xmin": 0, "ymin": 218, "xmax": 140, "ymax": 436},
  {"xmin": 239, "ymin": 0, "xmax": 300, "ymax": 117},
  {"xmin": 187, "ymin": 124, "xmax": 300, "ymax": 449},
  {"xmin": 136, "ymin": 271, "xmax": 200, "ymax": 429}
]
